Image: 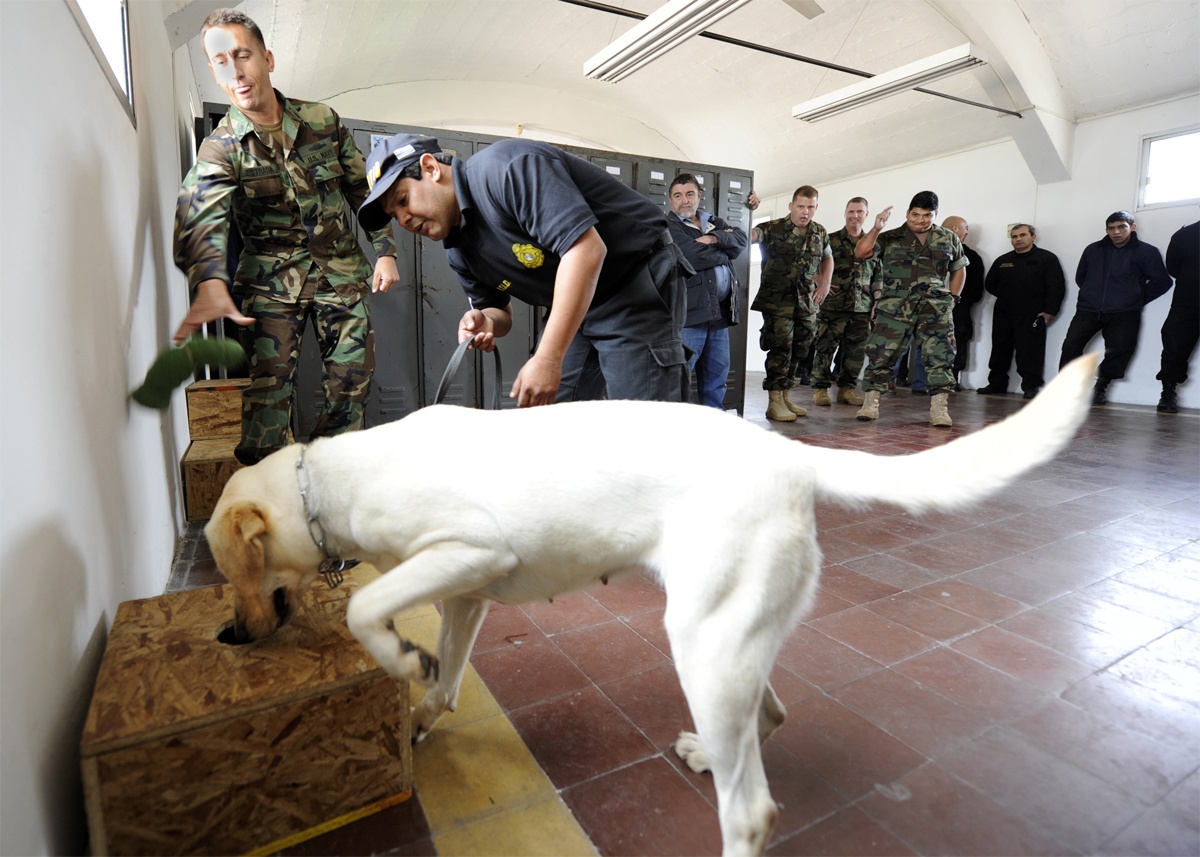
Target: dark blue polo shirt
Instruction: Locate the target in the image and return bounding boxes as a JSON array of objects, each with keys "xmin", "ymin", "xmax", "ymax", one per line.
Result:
[{"xmin": 443, "ymin": 139, "xmax": 668, "ymax": 311}]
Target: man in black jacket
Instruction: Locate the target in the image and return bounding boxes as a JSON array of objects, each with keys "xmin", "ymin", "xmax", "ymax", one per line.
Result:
[
  {"xmin": 941, "ymin": 217, "xmax": 986, "ymax": 390},
  {"xmin": 978, "ymin": 224, "xmax": 1066, "ymax": 399},
  {"xmin": 1156, "ymin": 219, "xmax": 1199, "ymax": 413},
  {"xmin": 667, "ymin": 174, "xmax": 747, "ymax": 408},
  {"xmin": 1060, "ymin": 211, "xmax": 1172, "ymax": 405}
]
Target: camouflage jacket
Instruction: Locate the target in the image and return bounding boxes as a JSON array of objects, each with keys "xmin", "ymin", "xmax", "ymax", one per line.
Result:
[
  {"xmin": 174, "ymin": 92, "xmax": 396, "ymax": 303},
  {"xmin": 872, "ymin": 225, "xmax": 967, "ymax": 300},
  {"xmin": 821, "ymin": 227, "xmax": 880, "ymax": 314},
  {"xmin": 750, "ymin": 216, "xmax": 829, "ymax": 313}
]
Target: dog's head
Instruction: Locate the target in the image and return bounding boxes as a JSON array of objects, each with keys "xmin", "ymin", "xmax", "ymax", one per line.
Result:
[{"xmin": 205, "ymin": 461, "xmax": 320, "ymax": 643}]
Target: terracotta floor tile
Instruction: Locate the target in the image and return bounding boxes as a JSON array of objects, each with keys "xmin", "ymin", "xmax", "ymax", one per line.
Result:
[
  {"xmin": 830, "ymin": 669, "xmax": 992, "ymax": 757},
  {"xmin": 1108, "ymin": 628, "xmax": 1200, "ymax": 705},
  {"xmin": 769, "ymin": 804, "xmax": 917, "ymax": 857},
  {"xmin": 509, "ymin": 686, "xmax": 657, "ymax": 789},
  {"xmin": 998, "ymin": 606, "xmax": 1151, "ymax": 668},
  {"xmin": 470, "ymin": 635, "xmax": 591, "ymax": 711},
  {"xmin": 815, "ymin": 565, "xmax": 902, "ymax": 606},
  {"xmin": 956, "ymin": 562, "xmax": 1070, "ymax": 606},
  {"xmin": 1040, "ymin": 590, "xmax": 1177, "ymax": 643},
  {"xmin": 622, "ymin": 607, "xmax": 672, "ymax": 657},
  {"xmin": 587, "ymin": 571, "xmax": 666, "ymax": 618},
  {"xmin": 833, "ymin": 518, "xmax": 936, "ymax": 551},
  {"xmin": 864, "ymin": 591, "xmax": 988, "ymax": 642},
  {"xmin": 950, "ymin": 625, "xmax": 1095, "ymax": 693},
  {"xmin": 892, "ymin": 647, "xmax": 1048, "ymax": 723},
  {"xmin": 598, "ymin": 664, "xmax": 694, "ymax": 749},
  {"xmin": 520, "ymin": 591, "xmax": 614, "ymax": 635},
  {"xmin": 856, "ymin": 761, "xmax": 1067, "ymax": 856},
  {"xmin": 776, "ymin": 624, "xmax": 886, "ymax": 691},
  {"xmin": 911, "ymin": 579, "xmax": 1026, "ymax": 623},
  {"xmin": 1115, "ymin": 552, "xmax": 1200, "ymax": 604},
  {"xmin": 803, "ymin": 585, "xmax": 856, "ymax": 621},
  {"xmin": 771, "ymin": 696, "xmax": 926, "ymax": 801},
  {"xmin": 816, "ymin": 532, "xmax": 879, "ymax": 565},
  {"xmin": 885, "ymin": 538, "xmax": 999, "ymax": 576},
  {"xmin": 759, "ymin": 740, "xmax": 849, "ymax": 845},
  {"xmin": 1061, "ymin": 669, "xmax": 1200, "ymax": 750},
  {"xmin": 1096, "ymin": 771, "xmax": 1200, "ymax": 857},
  {"xmin": 937, "ymin": 727, "xmax": 1143, "ymax": 853},
  {"xmin": 1075, "ymin": 578, "xmax": 1200, "ymax": 626},
  {"xmin": 551, "ymin": 618, "xmax": 671, "ymax": 685},
  {"xmin": 843, "ymin": 552, "xmax": 947, "ymax": 591},
  {"xmin": 471, "ymin": 602, "xmax": 545, "ymax": 655},
  {"xmin": 560, "ymin": 756, "xmax": 722, "ymax": 856},
  {"xmin": 808, "ymin": 606, "xmax": 937, "ymax": 666}
]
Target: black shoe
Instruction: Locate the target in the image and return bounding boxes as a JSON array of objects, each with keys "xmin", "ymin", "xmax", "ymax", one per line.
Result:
[
  {"xmin": 1022, "ymin": 390, "xmax": 1038, "ymax": 400},
  {"xmin": 797, "ymin": 373, "xmax": 811, "ymax": 386},
  {"xmin": 1092, "ymin": 380, "xmax": 1110, "ymax": 406},
  {"xmin": 911, "ymin": 388, "xmax": 927, "ymax": 396},
  {"xmin": 976, "ymin": 386, "xmax": 1007, "ymax": 395},
  {"xmin": 1157, "ymin": 384, "xmax": 1179, "ymax": 413}
]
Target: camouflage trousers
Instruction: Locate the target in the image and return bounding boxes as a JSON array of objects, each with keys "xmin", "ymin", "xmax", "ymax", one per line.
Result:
[
  {"xmin": 861, "ymin": 293, "xmax": 956, "ymax": 394},
  {"xmin": 758, "ymin": 303, "xmax": 818, "ymax": 390},
  {"xmin": 811, "ymin": 309, "xmax": 871, "ymax": 390},
  {"xmin": 238, "ymin": 282, "xmax": 374, "ymax": 464}
]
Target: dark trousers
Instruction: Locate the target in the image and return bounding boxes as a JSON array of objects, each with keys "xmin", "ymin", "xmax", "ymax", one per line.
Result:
[
  {"xmin": 1059, "ymin": 310, "xmax": 1142, "ymax": 380},
  {"xmin": 987, "ymin": 308, "xmax": 1048, "ymax": 394},
  {"xmin": 952, "ymin": 302, "xmax": 975, "ymax": 373},
  {"xmin": 1158, "ymin": 301, "xmax": 1200, "ymax": 385}
]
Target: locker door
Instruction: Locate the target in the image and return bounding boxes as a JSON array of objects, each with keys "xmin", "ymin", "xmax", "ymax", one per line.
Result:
[
  {"xmin": 590, "ymin": 155, "xmax": 635, "ymax": 188},
  {"xmin": 635, "ymin": 160, "xmax": 676, "ymax": 216},
  {"xmin": 717, "ymin": 171, "xmax": 754, "ymax": 415}
]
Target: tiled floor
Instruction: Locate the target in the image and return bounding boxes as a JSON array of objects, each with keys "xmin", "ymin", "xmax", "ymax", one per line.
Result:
[{"xmin": 170, "ymin": 376, "xmax": 1200, "ymax": 856}]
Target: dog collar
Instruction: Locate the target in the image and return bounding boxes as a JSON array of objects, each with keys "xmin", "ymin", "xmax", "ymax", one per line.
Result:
[{"xmin": 296, "ymin": 445, "xmax": 359, "ymax": 588}]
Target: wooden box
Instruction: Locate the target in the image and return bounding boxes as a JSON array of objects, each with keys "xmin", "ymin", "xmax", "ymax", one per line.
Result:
[
  {"xmin": 181, "ymin": 438, "xmax": 243, "ymax": 521},
  {"xmin": 185, "ymin": 378, "xmax": 249, "ymax": 439},
  {"xmin": 80, "ymin": 579, "xmax": 412, "ymax": 856}
]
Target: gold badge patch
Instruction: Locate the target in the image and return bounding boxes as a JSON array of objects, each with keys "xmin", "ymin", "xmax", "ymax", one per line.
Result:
[{"xmin": 512, "ymin": 244, "xmax": 544, "ymax": 269}]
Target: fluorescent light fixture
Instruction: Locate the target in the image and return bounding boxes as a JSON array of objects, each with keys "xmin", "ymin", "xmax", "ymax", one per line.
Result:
[
  {"xmin": 792, "ymin": 43, "xmax": 987, "ymax": 122},
  {"xmin": 584, "ymin": 0, "xmax": 754, "ymax": 83}
]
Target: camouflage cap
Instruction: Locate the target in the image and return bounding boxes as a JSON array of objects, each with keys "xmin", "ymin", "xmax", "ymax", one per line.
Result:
[{"xmin": 358, "ymin": 134, "xmax": 442, "ymax": 231}]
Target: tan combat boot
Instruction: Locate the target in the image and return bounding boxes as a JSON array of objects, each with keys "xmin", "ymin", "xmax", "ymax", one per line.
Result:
[
  {"xmin": 930, "ymin": 392, "xmax": 953, "ymax": 427},
  {"xmin": 837, "ymin": 387, "xmax": 865, "ymax": 406},
  {"xmin": 767, "ymin": 390, "xmax": 798, "ymax": 421},
  {"xmin": 812, "ymin": 387, "xmax": 833, "ymax": 407},
  {"xmin": 783, "ymin": 388, "xmax": 808, "ymax": 416},
  {"xmin": 855, "ymin": 390, "xmax": 880, "ymax": 421}
]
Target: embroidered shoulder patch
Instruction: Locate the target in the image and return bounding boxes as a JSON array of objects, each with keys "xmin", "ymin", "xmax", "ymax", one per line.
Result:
[{"xmin": 512, "ymin": 243, "xmax": 544, "ymax": 269}]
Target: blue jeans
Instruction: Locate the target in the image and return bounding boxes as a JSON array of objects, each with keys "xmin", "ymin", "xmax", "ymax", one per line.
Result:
[
  {"xmin": 682, "ymin": 321, "xmax": 730, "ymax": 408},
  {"xmin": 892, "ymin": 336, "xmax": 928, "ymax": 391}
]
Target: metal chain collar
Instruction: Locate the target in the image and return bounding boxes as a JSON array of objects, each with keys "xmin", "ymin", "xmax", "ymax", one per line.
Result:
[{"xmin": 296, "ymin": 445, "xmax": 359, "ymax": 588}]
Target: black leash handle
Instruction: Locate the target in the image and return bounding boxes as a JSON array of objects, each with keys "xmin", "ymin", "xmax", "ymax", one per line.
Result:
[{"xmin": 433, "ymin": 339, "xmax": 504, "ymax": 409}]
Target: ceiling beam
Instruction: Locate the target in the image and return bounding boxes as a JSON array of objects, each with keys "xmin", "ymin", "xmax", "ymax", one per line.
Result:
[{"xmin": 928, "ymin": 0, "xmax": 1074, "ymax": 183}]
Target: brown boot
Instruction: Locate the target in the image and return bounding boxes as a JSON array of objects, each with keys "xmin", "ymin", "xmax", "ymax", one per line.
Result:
[
  {"xmin": 930, "ymin": 392, "xmax": 953, "ymax": 427},
  {"xmin": 837, "ymin": 387, "xmax": 865, "ymax": 406},
  {"xmin": 767, "ymin": 390, "xmax": 798, "ymax": 421},
  {"xmin": 812, "ymin": 387, "xmax": 832, "ymax": 407},
  {"xmin": 783, "ymin": 388, "xmax": 808, "ymax": 416},
  {"xmin": 856, "ymin": 390, "xmax": 880, "ymax": 421}
]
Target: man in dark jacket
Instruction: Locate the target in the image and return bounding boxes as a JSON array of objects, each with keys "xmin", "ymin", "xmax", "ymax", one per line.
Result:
[
  {"xmin": 1156, "ymin": 219, "xmax": 1199, "ymax": 413},
  {"xmin": 978, "ymin": 224, "xmax": 1065, "ymax": 399},
  {"xmin": 667, "ymin": 174, "xmax": 746, "ymax": 408},
  {"xmin": 1059, "ymin": 210, "xmax": 1172, "ymax": 405},
  {"xmin": 941, "ymin": 216, "xmax": 986, "ymax": 390}
]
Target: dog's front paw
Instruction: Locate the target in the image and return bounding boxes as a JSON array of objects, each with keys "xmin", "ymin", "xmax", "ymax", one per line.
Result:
[
  {"xmin": 398, "ymin": 638, "xmax": 440, "ymax": 687},
  {"xmin": 411, "ymin": 696, "xmax": 446, "ymax": 744},
  {"xmin": 672, "ymin": 731, "xmax": 711, "ymax": 774}
]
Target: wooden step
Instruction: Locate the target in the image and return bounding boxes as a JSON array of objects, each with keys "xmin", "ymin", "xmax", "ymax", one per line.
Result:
[
  {"xmin": 185, "ymin": 377, "xmax": 250, "ymax": 440},
  {"xmin": 181, "ymin": 438, "xmax": 243, "ymax": 522}
]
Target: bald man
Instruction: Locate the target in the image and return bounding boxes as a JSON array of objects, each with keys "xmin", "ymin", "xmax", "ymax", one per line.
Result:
[{"xmin": 942, "ymin": 216, "xmax": 985, "ymax": 389}]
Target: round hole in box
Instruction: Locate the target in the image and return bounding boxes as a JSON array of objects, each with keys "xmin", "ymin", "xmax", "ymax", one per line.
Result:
[{"xmin": 217, "ymin": 621, "xmax": 252, "ymax": 646}]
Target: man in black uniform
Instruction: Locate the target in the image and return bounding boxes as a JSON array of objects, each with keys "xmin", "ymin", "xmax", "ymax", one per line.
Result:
[
  {"xmin": 978, "ymin": 223, "xmax": 1066, "ymax": 399},
  {"xmin": 941, "ymin": 216, "xmax": 986, "ymax": 390},
  {"xmin": 357, "ymin": 134, "xmax": 687, "ymax": 406},
  {"xmin": 1157, "ymin": 218, "xmax": 1199, "ymax": 413}
]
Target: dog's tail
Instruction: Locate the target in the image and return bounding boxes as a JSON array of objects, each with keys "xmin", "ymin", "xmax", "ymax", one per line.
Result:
[{"xmin": 809, "ymin": 354, "xmax": 1098, "ymax": 515}]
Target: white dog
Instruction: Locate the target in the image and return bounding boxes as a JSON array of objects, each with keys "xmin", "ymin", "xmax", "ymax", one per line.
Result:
[{"xmin": 206, "ymin": 354, "xmax": 1098, "ymax": 856}]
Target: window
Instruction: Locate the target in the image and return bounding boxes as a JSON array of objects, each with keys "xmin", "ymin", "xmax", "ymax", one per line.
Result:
[
  {"xmin": 65, "ymin": 0, "xmax": 135, "ymax": 125},
  {"xmin": 1138, "ymin": 127, "xmax": 1200, "ymax": 209}
]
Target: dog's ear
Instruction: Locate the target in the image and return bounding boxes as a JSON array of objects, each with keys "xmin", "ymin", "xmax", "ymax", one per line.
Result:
[{"xmin": 209, "ymin": 501, "xmax": 269, "ymax": 589}]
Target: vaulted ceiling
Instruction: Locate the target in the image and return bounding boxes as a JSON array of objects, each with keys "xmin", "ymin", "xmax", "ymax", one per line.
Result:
[{"xmin": 171, "ymin": 0, "xmax": 1199, "ymax": 194}]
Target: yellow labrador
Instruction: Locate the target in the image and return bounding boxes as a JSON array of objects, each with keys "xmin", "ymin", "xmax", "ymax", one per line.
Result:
[{"xmin": 207, "ymin": 354, "xmax": 1098, "ymax": 857}]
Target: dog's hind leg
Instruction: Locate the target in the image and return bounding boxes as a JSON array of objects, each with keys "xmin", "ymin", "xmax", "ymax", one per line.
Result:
[
  {"xmin": 411, "ymin": 595, "xmax": 489, "ymax": 742},
  {"xmin": 674, "ymin": 683, "xmax": 786, "ymax": 776}
]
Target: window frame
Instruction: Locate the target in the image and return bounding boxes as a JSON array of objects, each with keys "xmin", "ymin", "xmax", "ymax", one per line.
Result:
[
  {"xmin": 64, "ymin": 0, "xmax": 136, "ymax": 127},
  {"xmin": 1136, "ymin": 125, "xmax": 1199, "ymax": 211}
]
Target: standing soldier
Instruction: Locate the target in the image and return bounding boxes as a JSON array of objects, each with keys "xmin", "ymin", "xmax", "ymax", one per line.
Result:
[
  {"xmin": 810, "ymin": 197, "xmax": 879, "ymax": 407},
  {"xmin": 854, "ymin": 191, "xmax": 967, "ymax": 427},
  {"xmin": 173, "ymin": 8, "xmax": 399, "ymax": 465},
  {"xmin": 747, "ymin": 186, "xmax": 833, "ymax": 421}
]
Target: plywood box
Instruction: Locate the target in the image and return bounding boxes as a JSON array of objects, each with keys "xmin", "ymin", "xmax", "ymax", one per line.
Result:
[
  {"xmin": 181, "ymin": 438, "xmax": 243, "ymax": 521},
  {"xmin": 185, "ymin": 378, "xmax": 249, "ymax": 439},
  {"xmin": 80, "ymin": 579, "xmax": 412, "ymax": 856}
]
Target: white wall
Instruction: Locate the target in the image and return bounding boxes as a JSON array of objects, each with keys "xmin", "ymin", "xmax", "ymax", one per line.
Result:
[
  {"xmin": 0, "ymin": 1, "xmax": 192, "ymax": 853},
  {"xmin": 747, "ymin": 95, "xmax": 1199, "ymax": 408}
]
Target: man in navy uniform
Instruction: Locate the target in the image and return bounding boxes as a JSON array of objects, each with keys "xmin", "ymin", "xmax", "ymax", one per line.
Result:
[{"xmin": 357, "ymin": 134, "xmax": 688, "ymax": 407}]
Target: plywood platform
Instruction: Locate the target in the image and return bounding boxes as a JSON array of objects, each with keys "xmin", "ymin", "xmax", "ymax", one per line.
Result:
[
  {"xmin": 80, "ymin": 577, "xmax": 411, "ymax": 856},
  {"xmin": 181, "ymin": 437, "xmax": 243, "ymax": 521},
  {"xmin": 185, "ymin": 377, "xmax": 249, "ymax": 439}
]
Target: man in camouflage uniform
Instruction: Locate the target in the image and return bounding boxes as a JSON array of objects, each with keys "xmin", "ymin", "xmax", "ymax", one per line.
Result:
[
  {"xmin": 853, "ymin": 191, "xmax": 967, "ymax": 427},
  {"xmin": 810, "ymin": 197, "xmax": 879, "ymax": 407},
  {"xmin": 173, "ymin": 8, "xmax": 398, "ymax": 465},
  {"xmin": 747, "ymin": 186, "xmax": 833, "ymax": 421}
]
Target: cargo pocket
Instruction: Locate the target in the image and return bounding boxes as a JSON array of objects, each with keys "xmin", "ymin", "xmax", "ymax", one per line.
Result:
[{"xmin": 650, "ymin": 339, "xmax": 686, "ymax": 369}]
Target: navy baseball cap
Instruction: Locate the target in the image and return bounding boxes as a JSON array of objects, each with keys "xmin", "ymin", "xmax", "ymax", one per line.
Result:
[{"xmin": 357, "ymin": 134, "xmax": 442, "ymax": 231}]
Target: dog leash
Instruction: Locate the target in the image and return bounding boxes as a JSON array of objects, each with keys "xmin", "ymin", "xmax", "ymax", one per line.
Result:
[
  {"xmin": 299, "ymin": 340, "xmax": 504, "ymax": 589},
  {"xmin": 433, "ymin": 338, "xmax": 504, "ymax": 409}
]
